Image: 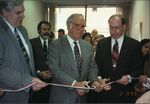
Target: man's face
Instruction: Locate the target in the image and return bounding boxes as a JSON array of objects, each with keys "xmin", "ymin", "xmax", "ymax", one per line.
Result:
[
  {"xmin": 68, "ymin": 16, "xmax": 86, "ymax": 41},
  {"xmin": 108, "ymin": 16, "xmax": 126, "ymax": 39},
  {"xmin": 142, "ymin": 42, "xmax": 150, "ymax": 56},
  {"xmin": 3, "ymin": 4, "xmax": 25, "ymax": 27},
  {"xmin": 39, "ymin": 24, "xmax": 51, "ymax": 40},
  {"xmin": 58, "ymin": 32, "xmax": 64, "ymax": 38}
]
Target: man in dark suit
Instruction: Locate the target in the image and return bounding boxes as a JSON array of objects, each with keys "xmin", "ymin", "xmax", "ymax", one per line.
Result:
[
  {"xmin": 29, "ymin": 21, "xmax": 53, "ymax": 103},
  {"xmin": 48, "ymin": 14, "xmax": 106, "ymax": 104},
  {"xmin": 94, "ymin": 14, "xmax": 143, "ymax": 103},
  {"xmin": 0, "ymin": 0, "xmax": 47, "ymax": 103}
]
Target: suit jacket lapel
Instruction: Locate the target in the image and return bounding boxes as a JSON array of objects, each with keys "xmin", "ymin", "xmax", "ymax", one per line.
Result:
[
  {"xmin": 61, "ymin": 36, "xmax": 79, "ymax": 77},
  {"xmin": 106, "ymin": 37, "xmax": 113, "ymax": 68},
  {"xmin": 0, "ymin": 16, "xmax": 19, "ymax": 48},
  {"xmin": 18, "ymin": 27, "xmax": 35, "ymax": 75},
  {"xmin": 78, "ymin": 40, "xmax": 86, "ymax": 78},
  {"xmin": 37, "ymin": 37, "xmax": 43, "ymax": 49},
  {"xmin": 0, "ymin": 17, "xmax": 25, "ymax": 60},
  {"xmin": 36, "ymin": 37, "xmax": 44, "ymax": 54},
  {"xmin": 117, "ymin": 36, "xmax": 128, "ymax": 67}
]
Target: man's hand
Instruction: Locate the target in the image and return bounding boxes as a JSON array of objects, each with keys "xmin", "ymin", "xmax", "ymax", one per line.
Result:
[
  {"xmin": 102, "ymin": 78, "xmax": 112, "ymax": 91},
  {"xmin": 116, "ymin": 75, "xmax": 129, "ymax": 85},
  {"xmin": 91, "ymin": 80, "xmax": 103, "ymax": 92},
  {"xmin": 73, "ymin": 81, "xmax": 87, "ymax": 96},
  {"xmin": 31, "ymin": 78, "xmax": 48, "ymax": 91},
  {"xmin": 0, "ymin": 88, "xmax": 4, "ymax": 97},
  {"xmin": 139, "ymin": 75, "xmax": 148, "ymax": 84},
  {"xmin": 38, "ymin": 70, "xmax": 51, "ymax": 79},
  {"xmin": 135, "ymin": 82, "xmax": 146, "ymax": 93}
]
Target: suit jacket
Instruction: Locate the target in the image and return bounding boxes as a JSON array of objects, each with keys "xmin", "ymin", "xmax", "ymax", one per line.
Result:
[
  {"xmin": 29, "ymin": 37, "xmax": 51, "ymax": 103},
  {"xmin": 0, "ymin": 16, "xmax": 35, "ymax": 103},
  {"xmin": 95, "ymin": 35, "xmax": 143, "ymax": 103},
  {"xmin": 30, "ymin": 37, "xmax": 49, "ymax": 72},
  {"xmin": 48, "ymin": 35, "xmax": 98, "ymax": 103}
]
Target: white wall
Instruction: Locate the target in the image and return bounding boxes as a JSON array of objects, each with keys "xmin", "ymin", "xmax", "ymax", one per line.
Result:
[
  {"xmin": 23, "ymin": 0, "xmax": 45, "ymax": 39},
  {"xmin": 130, "ymin": 0, "xmax": 150, "ymax": 41}
]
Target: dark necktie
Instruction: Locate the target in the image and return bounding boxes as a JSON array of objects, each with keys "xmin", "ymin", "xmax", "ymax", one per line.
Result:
[
  {"xmin": 43, "ymin": 40, "xmax": 48, "ymax": 63},
  {"xmin": 74, "ymin": 42, "xmax": 82, "ymax": 78},
  {"xmin": 14, "ymin": 28, "xmax": 30, "ymax": 66},
  {"xmin": 112, "ymin": 40, "xmax": 119, "ymax": 70}
]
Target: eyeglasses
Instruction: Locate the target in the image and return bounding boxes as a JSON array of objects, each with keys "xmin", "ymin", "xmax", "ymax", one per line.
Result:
[{"xmin": 71, "ymin": 22, "xmax": 86, "ymax": 28}]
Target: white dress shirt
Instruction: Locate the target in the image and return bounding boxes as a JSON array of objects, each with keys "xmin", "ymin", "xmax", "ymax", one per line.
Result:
[
  {"xmin": 111, "ymin": 34, "xmax": 124, "ymax": 54},
  {"xmin": 67, "ymin": 35, "xmax": 82, "ymax": 57},
  {"xmin": 39, "ymin": 37, "xmax": 48, "ymax": 48}
]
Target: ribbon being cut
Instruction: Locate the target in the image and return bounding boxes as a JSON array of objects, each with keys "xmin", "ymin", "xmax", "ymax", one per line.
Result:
[
  {"xmin": 1, "ymin": 82, "xmax": 95, "ymax": 92},
  {"xmin": 0, "ymin": 77, "xmax": 138, "ymax": 92}
]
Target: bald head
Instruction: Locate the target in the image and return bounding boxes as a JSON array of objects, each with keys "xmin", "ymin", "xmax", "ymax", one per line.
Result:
[{"xmin": 108, "ymin": 14, "xmax": 126, "ymax": 25}]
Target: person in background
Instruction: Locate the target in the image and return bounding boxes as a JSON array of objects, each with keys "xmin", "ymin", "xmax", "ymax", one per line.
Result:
[
  {"xmin": 82, "ymin": 32, "xmax": 93, "ymax": 44},
  {"xmin": 91, "ymin": 29, "xmax": 98, "ymax": 41},
  {"xmin": 92, "ymin": 35, "xmax": 105, "ymax": 53},
  {"xmin": 48, "ymin": 13, "xmax": 109, "ymax": 104},
  {"xmin": 49, "ymin": 31, "xmax": 55, "ymax": 40},
  {"xmin": 139, "ymin": 75, "xmax": 150, "ymax": 89},
  {"xmin": 140, "ymin": 39, "xmax": 150, "ymax": 77},
  {"xmin": 29, "ymin": 21, "xmax": 53, "ymax": 103},
  {"xmin": 58, "ymin": 28, "xmax": 65, "ymax": 38},
  {"xmin": 135, "ymin": 72, "xmax": 150, "ymax": 101},
  {"xmin": 0, "ymin": 0, "xmax": 47, "ymax": 103},
  {"xmin": 136, "ymin": 39, "xmax": 150, "ymax": 90},
  {"xmin": 94, "ymin": 14, "xmax": 143, "ymax": 103}
]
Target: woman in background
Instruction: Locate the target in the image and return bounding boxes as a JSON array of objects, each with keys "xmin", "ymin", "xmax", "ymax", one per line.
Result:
[{"xmin": 82, "ymin": 32, "xmax": 93, "ymax": 44}]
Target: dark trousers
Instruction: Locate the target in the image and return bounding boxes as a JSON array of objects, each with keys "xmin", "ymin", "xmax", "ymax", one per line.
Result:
[
  {"xmin": 0, "ymin": 91, "xmax": 29, "ymax": 104},
  {"xmin": 28, "ymin": 85, "xmax": 51, "ymax": 103}
]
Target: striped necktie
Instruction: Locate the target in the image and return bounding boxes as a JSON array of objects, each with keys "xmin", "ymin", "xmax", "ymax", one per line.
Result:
[
  {"xmin": 14, "ymin": 28, "xmax": 30, "ymax": 66},
  {"xmin": 112, "ymin": 40, "xmax": 119, "ymax": 70}
]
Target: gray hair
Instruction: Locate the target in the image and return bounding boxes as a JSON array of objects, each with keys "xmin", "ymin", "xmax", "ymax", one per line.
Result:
[
  {"xmin": 0, "ymin": 0, "xmax": 24, "ymax": 14},
  {"xmin": 66, "ymin": 13, "xmax": 84, "ymax": 29}
]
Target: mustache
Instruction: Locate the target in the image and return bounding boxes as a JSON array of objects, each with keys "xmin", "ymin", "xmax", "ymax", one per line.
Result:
[{"xmin": 44, "ymin": 32, "xmax": 50, "ymax": 36}]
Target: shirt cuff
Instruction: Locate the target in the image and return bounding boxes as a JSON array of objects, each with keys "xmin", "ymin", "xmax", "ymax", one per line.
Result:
[
  {"xmin": 72, "ymin": 80, "xmax": 77, "ymax": 86},
  {"xmin": 147, "ymin": 78, "xmax": 150, "ymax": 82},
  {"xmin": 37, "ymin": 70, "xmax": 40, "ymax": 74},
  {"xmin": 98, "ymin": 76, "xmax": 102, "ymax": 80},
  {"xmin": 127, "ymin": 75, "xmax": 132, "ymax": 83}
]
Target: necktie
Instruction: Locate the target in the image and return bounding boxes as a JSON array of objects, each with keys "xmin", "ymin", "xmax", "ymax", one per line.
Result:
[
  {"xmin": 14, "ymin": 28, "xmax": 30, "ymax": 66},
  {"xmin": 112, "ymin": 40, "xmax": 119, "ymax": 70},
  {"xmin": 74, "ymin": 42, "xmax": 82, "ymax": 78},
  {"xmin": 43, "ymin": 40, "xmax": 48, "ymax": 63}
]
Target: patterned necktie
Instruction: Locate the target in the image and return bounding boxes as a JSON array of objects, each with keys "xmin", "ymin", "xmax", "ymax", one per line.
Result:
[
  {"xmin": 112, "ymin": 40, "xmax": 119, "ymax": 70},
  {"xmin": 14, "ymin": 28, "xmax": 30, "ymax": 66},
  {"xmin": 74, "ymin": 42, "xmax": 82, "ymax": 78},
  {"xmin": 43, "ymin": 40, "xmax": 48, "ymax": 63}
]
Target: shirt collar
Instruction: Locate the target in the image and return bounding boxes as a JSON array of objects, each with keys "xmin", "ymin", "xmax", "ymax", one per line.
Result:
[
  {"xmin": 67, "ymin": 35, "xmax": 79, "ymax": 45},
  {"xmin": 111, "ymin": 34, "xmax": 124, "ymax": 43},
  {"xmin": 39, "ymin": 36, "xmax": 48, "ymax": 44}
]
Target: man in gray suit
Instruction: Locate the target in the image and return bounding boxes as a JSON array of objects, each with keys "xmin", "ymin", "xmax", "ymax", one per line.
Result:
[
  {"xmin": 48, "ymin": 14, "xmax": 105, "ymax": 103},
  {"xmin": 0, "ymin": 0, "xmax": 47, "ymax": 103}
]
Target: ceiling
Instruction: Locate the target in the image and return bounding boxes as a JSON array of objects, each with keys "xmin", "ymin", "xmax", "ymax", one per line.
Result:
[{"xmin": 42, "ymin": 0, "xmax": 132, "ymax": 6}]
